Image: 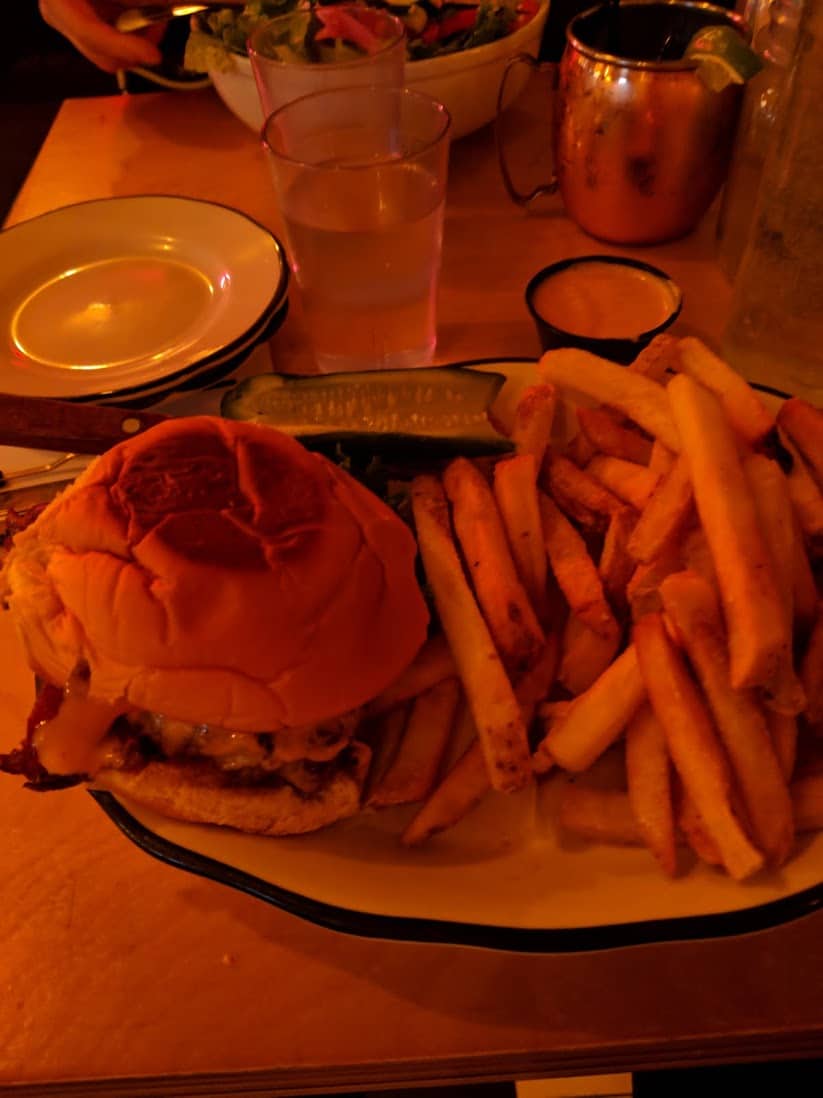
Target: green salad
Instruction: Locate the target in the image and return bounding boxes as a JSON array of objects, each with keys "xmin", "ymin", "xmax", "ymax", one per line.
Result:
[{"xmin": 184, "ymin": 0, "xmax": 541, "ymax": 71}]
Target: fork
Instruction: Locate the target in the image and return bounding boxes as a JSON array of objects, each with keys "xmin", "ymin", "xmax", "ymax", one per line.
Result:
[
  {"xmin": 115, "ymin": 2, "xmax": 245, "ymax": 32},
  {"xmin": 0, "ymin": 452, "xmax": 79, "ymax": 489}
]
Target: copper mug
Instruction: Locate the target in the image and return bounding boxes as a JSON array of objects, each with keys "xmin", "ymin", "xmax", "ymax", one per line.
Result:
[{"xmin": 497, "ymin": 1, "xmax": 748, "ymax": 244}]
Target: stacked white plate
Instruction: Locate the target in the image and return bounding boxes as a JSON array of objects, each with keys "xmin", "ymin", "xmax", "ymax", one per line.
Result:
[{"xmin": 0, "ymin": 195, "xmax": 289, "ymax": 407}]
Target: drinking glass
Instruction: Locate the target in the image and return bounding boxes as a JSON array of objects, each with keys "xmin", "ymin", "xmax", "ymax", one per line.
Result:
[
  {"xmin": 249, "ymin": 5, "xmax": 407, "ymax": 120},
  {"xmin": 263, "ymin": 86, "xmax": 451, "ymax": 373}
]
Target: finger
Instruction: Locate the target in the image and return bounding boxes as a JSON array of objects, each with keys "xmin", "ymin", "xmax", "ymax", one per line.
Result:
[
  {"xmin": 81, "ymin": 46, "xmax": 128, "ymax": 74},
  {"xmin": 40, "ymin": 0, "xmax": 164, "ymax": 69},
  {"xmin": 75, "ymin": 35, "xmax": 163, "ymax": 73},
  {"xmin": 143, "ymin": 24, "xmax": 166, "ymax": 48}
]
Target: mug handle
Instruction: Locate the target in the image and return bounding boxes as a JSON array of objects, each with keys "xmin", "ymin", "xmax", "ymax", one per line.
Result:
[{"xmin": 495, "ymin": 53, "xmax": 559, "ymax": 206}]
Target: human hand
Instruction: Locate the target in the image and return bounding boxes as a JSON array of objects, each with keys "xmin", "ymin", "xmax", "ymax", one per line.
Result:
[{"xmin": 39, "ymin": 0, "xmax": 165, "ymax": 73}]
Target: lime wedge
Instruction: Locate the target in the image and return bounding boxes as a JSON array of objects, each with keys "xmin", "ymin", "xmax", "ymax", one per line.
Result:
[{"xmin": 685, "ymin": 24, "xmax": 764, "ymax": 92}]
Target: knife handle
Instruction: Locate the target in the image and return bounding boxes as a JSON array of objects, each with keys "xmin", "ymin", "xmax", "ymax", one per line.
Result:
[{"xmin": 0, "ymin": 395, "xmax": 169, "ymax": 456}]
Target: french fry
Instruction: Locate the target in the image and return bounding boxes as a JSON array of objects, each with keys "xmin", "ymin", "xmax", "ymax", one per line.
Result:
[
  {"xmin": 539, "ymin": 348, "xmax": 681, "ymax": 451},
  {"xmin": 368, "ymin": 679, "xmax": 461, "ymax": 808},
  {"xmin": 493, "ymin": 454, "xmax": 549, "ymax": 619},
  {"xmin": 626, "ymin": 547, "xmax": 683, "ymax": 620},
  {"xmin": 628, "ymin": 332, "xmax": 681, "ymax": 382},
  {"xmin": 439, "ymin": 695, "xmax": 477, "ymax": 776},
  {"xmin": 625, "ymin": 704, "xmax": 677, "ymax": 876},
  {"xmin": 401, "ymin": 635, "xmax": 557, "ymax": 846},
  {"xmin": 766, "ymin": 711, "xmax": 798, "ymax": 783},
  {"xmin": 559, "ymin": 783, "xmax": 644, "ymax": 846},
  {"xmin": 539, "ymin": 700, "xmax": 574, "ymax": 724},
  {"xmin": 660, "ymin": 572, "xmax": 794, "ymax": 866},
  {"xmin": 668, "ymin": 374, "xmax": 791, "ymax": 692},
  {"xmin": 792, "ymin": 773, "xmax": 823, "ymax": 832},
  {"xmin": 801, "ymin": 604, "xmax": 823, "ymax": 731},
  {"xmin": 744, "ymin": 455, "xmax": 795, "ymax": 616},
  {"xmin": 676, "ymin": 337, "xmax": 775, "ymax": 445},
  {"xmin": 558, "ymin": 614, "xmax": 621, "ymax": 696},
  {"xmin": 400, "ymin": 668, "xmax": 565, "ymax": 847},
  {"xmin": 365, "ymin": 706, "xmax": 409, "ymax": 797},
  {"xmin": 401, "ymin": 740, "xmax": 490, "ymax": 846},
  {"xmin": 634, "ymin": 613, "xmax": 764, "ymax": 880},
  {"xmin": 411, "ymin": 475, "xmax": 532, "ymax": 792},
  {"xmin": 678, "ymin": 792, "xmax": 723, "ymax": 867},
  {"xmin": 512, "ymin": 383, "xmax": 557, "ymax": 466},
  {"xmin": 515, "ymin": 632, "xmax": 561, "ymax": 712},
  {"xmin": 539, "ymin": 493, "xmax": 618, "ymax": 639},
  {"xmin": 682, "ymin": 527, "xmax": 717, "ymax": 587},
  {"xmin": 627, "ymin": 456, "xmax": 694, "ymax": 564},
  {"xmin": 543, "ymin": 452, "xmax": 624, "ymax": 531},
  {"xmin": 443, "ymin": 457, "xmax": 545, "ymax": 676},
  {"xmin": 399, "ymin": 367, "xmax": 822, "ymax": 874},
  {"xmin": 777, "ymin": 397, "xmax": 823, "ymax": 491},
  {"xmin": 366, "ymin": 634, "xmax": 456, "ymax": 717},
  {"xmin": 780, "ymin": 431, "xmax": 823, "ymax": 553},
  {"xmin": 564, "ymin": 431, "xmax": 597, "ymax": 468},
  {"xmin": 649, "ymin": 439, "xmax": 677, "ymax": 476},
  {"xmin": 586, "ymin": 455, "xmax": 661, "ymax": 511},
  {"xmin": 576, "ymin": 406, "xmax": 653, "ymax": 465},
  {"xmin": 534, "ymin": 644, "xmax": 646, "ymax": 773},
  {"xmin": 743, "ymin": 453, "xmax": 806, "ymax": 715},
  {"xmin": 598, "ymin": 507, "xmax": 637, "ymax": 612}
]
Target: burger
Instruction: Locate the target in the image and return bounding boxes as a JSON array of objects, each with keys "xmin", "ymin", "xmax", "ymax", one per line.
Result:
[{"xmin": 0, "ymin": 416, "xmax": 429, "ymax": 835}]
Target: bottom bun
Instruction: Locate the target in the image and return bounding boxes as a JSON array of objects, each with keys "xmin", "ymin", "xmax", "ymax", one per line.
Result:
[{"xmin": 96, "ymin": 743, "xmax": 371, "ymax": 837}]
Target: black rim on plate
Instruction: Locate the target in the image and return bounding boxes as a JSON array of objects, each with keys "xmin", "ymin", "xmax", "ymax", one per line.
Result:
[
  {"xmin": 84, "ymin": 366, "xmax": 809, "ymax": 954},
  {"xmin": 2, "ymin": 194, "xmax": 290, "ymax": 405},
  {"xmin": 91, "ymin": 790, "xmax": 823, "ymax": 953}
]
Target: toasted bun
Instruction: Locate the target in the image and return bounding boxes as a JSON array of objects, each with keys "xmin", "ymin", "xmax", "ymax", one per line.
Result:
[
  {"xmin": 97, "ymin": 743, "xmax": 371, "ymax": 836},
  {"xmin": 4, "ymin": 417, "xmax": 428, "ymax": 731}
]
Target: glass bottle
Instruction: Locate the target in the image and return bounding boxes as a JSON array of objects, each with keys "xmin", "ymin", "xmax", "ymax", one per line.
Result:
[
  {"xmin": 715, "ymin": 0, "xmax": 803, "ymax": 280},
  {"xmin": 721, "ymin": 0, "xmax": 823, "ymax": 401}
]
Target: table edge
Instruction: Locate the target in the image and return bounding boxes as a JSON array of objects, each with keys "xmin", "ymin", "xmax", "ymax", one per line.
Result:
[{"xmin": 4, "ymin": 1028, "xmax": 823, "ymax": 1096}]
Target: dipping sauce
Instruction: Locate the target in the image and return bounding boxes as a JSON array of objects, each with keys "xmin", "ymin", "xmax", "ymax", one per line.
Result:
[{"xmin": 531, "ymin": 260, "xmax": 678, "ymax": 340}]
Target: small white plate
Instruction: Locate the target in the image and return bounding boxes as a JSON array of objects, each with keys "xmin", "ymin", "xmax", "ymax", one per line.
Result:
[{"xmin": 0, "ymin": 196, "xmax": 288, "ymax": 400}]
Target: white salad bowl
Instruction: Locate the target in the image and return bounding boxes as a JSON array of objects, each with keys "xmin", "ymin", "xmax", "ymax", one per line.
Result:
[{"xmin": 207, "ymin": 1, "xmax": 548, "ymax": 141}]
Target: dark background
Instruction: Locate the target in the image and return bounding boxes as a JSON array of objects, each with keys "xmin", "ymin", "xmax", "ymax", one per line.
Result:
[
  {"xmin": 0, "ymin": 1, "xmax": 195, "ymax": 221},
  {"xmin": 1, "ymin": 2, "xmax": 121, "ymax": 219}
]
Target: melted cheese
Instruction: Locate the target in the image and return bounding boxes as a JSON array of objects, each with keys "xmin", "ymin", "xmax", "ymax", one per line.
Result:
[
  {"xmin": 31, "ymin": 680, "xmax": 357, "ymax": 779},
  {"xmin": 33, "ymin": 680, "xmax": 124, "ymax": 776}
]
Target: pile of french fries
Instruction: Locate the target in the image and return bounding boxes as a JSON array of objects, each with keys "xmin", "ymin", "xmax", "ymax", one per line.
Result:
[{"xmin": 361, "ymin": 335, "xmax": 823, "ymax": 881}]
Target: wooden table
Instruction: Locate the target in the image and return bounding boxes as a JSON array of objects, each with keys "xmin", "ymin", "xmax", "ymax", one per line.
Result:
[
  {"xmin": 6, "ymin": 84, "xmax": 734, "ymax": 370},
  {"xmin": 2, "ymin": 87, "xmax": 822, "ymax": 1097}
]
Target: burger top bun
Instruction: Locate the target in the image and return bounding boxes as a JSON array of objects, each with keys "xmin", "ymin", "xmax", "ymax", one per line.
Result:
[{"xmin": 3, "ymin": 417, "xmax": 429, "ymax": 732}]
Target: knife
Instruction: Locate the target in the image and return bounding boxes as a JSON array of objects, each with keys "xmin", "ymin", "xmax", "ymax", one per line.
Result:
[{"xmin": 0, "ymin": 394, "xmax": 169, "ymax": 458}]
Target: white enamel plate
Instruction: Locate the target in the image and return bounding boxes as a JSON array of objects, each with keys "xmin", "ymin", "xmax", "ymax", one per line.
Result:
[
  {"xmin": 0, "ymin": 196, "xmax": 288, "ymax": 400},
  {"xmin": 4, "ymin": 361, "xmax": 821, "ymax": 952}
]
